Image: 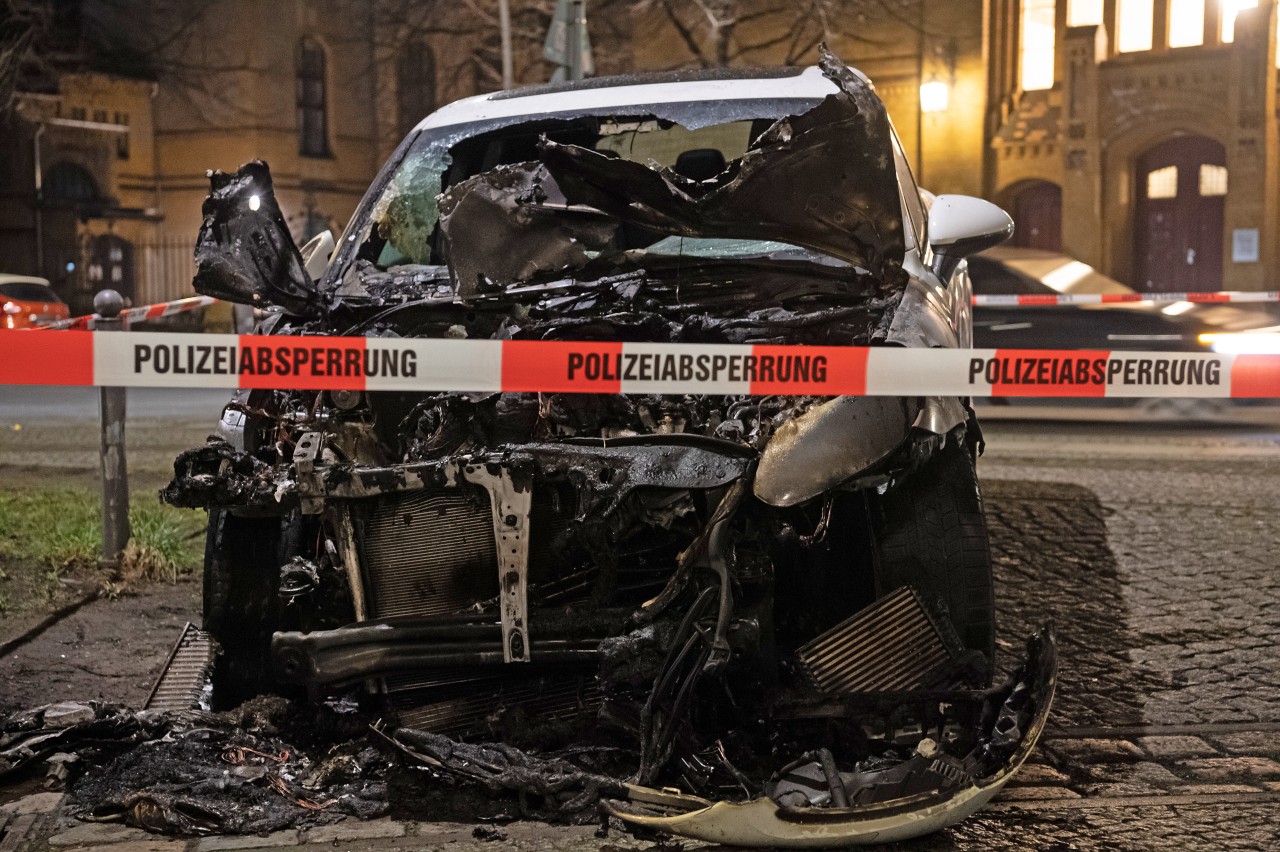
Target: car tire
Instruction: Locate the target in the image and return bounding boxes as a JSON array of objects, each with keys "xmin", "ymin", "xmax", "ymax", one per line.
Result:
[
  {"xmin": 203, "ymin": 509, "xmax": 293, "ymax": 709},
  {"xmin": 871, "ymin": 438, "xmax": 996, "ymax": 673}
]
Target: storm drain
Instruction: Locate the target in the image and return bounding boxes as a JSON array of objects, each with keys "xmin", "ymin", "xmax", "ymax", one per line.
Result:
[
  {"xmin": 144, "ymin": 622, "xmax": 217, "ymax": 713},
  {"xmin": 796, "ymin": 586, "xmax": 961, "ymax": 694}
]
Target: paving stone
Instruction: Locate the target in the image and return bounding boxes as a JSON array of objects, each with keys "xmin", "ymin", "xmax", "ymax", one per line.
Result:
[
  {"xmin": 1045, "ymin": 738, "xmax": 1145, "ymax": 764},
  {"xmin": 1170, "ymin": 784, "xmax": 1264, "ymax": 795},
  {"xmin": 1080, "ymin": 761, "xmax": 1183, "ymax": 797},
  {"xmin": 1006, "ymin": 762, "xmax": 1070, "ymax": 785},
  {"xmin": 1210, "ymin": 732, "xmax": 1280, "ymax": 757},
  {"xmin": 0, "ymin": 792, "xmax": 64, "ymax": 815},
  {"xmin": 41, "ymin": 703, "xmax": 96, "ymax": 728},
  {"xmin": 994, "ymin": 785, "xmax": 1083, "ymax": 801},
  {"xmin": 1137, "ymin": 735, "xmax": 1219, "ymax": 759},
  {"xmin": 48, "ymin": 823, "xmax": 157, "ymax": 847},
  {"xmin": 0, "ymin": 814, "xmax": 38, "ymax": 852},
  {"xmin": 301, "ymin": 819, "xmax": 406, "ymax": 842},
  {"xmin": 1178, "ymin": 757, "xmax": 1280, "ymax": 781},
  {"xmin": 192, "ymin": 832, "xmax": 299, "ymax": 851}
]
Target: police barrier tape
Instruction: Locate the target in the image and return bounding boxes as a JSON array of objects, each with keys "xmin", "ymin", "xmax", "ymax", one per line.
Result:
[
  {"xmin": 33, "ymin": 289, "xmax": 1280, "ymax": 331},
  {"xmin": 970, "ymin": 291, "xmax": 1280, "ymax": 307},
  {"xmin": 3, "ymin": 330, "xmax": 1280, "ymax": 398},
  {"xmin": 36, "ymin": 296, "xmax": 218, "ymax": 331}
]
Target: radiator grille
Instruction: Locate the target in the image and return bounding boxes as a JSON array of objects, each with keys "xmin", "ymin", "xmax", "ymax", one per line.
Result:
[
  {"xmin": 358, "ymin": 487, "xmax": 498, "ymax": 619},
  {"xmin": 144, "ymin": 623, "xmax": 216, "ymax": 713},
  {"xmin": 796, "ymin": 587, "xmax": 958, "ymax": 694},
  {"xmin": 387, "ymin": 672, "xmax": 601, "ymax": 738}
]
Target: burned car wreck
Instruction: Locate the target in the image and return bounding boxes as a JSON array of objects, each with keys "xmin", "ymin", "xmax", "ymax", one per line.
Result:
[{"xmin": 164, "ymin": 49, "xmax": 1053, "ymax": 845}]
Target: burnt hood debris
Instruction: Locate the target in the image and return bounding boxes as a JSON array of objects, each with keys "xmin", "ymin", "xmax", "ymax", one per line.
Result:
[
  {"xmin": 438, "ymin": 46, "xmax": 905, "ymax": 296},
  {"xmin": 193, "ymin": 160, "xmax": 323, "ymax": 318}
]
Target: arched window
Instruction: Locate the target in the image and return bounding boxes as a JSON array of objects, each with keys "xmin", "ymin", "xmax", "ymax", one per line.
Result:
[
  {"xmin": 297, "ymin": 37, "xmax": 329, "ymax": 157},
  {"xmin": 397, "ymin": 40, "xmax": 437, "ymax": 138},
  {"xmin": 44, "ymin": 162, "xmax": 100, "ymax": 203},
  {"xmin": 1019, "ymin": 0, "xmax": 1056, "ymax": 91}
]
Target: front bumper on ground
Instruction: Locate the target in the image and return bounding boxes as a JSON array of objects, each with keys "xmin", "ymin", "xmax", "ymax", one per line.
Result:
[{"xmin": 604, "ymin": 628, "xmax": 1057, "ymax": 847}]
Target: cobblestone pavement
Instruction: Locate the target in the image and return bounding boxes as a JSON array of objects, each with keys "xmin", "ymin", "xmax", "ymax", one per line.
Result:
[{"xmin": 3, "ymin": 418, "xmax": 1279, "ymax": 850}]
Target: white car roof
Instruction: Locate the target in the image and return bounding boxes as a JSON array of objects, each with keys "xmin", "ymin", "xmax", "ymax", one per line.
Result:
[
  {"xmin": 0, "ymin": 274, "xmax": 52, "ymax": 286},
  {"xmin": 417, "ymin": 66, "xmax": 845, "ymax": 132}
]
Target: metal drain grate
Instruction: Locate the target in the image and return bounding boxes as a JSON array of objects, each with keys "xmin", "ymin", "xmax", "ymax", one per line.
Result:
[
  {"xmin": 144, "ymin": 622, "xmax": 217, "ymax": 713},
  {"xmin": 796, "ymin": 586, "xmax": 961, "ymax": 694}
]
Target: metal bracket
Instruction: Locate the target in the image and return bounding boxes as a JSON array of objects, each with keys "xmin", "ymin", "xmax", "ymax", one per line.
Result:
[
  {"xmin": 293, "ymin": 431, "xmax": 325, "ymax": 515},
  {"xmin": 462, "ymin": 465, "xmax": 532, "ymax": 663}
]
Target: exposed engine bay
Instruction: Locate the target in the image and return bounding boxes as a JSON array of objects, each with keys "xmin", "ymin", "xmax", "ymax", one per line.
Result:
[{"xmin": 161, "ymin": 48, "xmax": 1052, "ymax": 844}]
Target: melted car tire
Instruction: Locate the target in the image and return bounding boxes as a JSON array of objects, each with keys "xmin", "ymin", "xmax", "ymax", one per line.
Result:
[
  {"xmin": 871, "ymin": 439, "xmax": 996, "ymax": 671},
  {"xmin": 203, "ymin": 509, "xmax": 292, "ymax": 709}
]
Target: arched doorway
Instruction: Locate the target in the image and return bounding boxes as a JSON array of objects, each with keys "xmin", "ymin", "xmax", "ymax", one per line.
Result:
[
  {"xmin": 1133, "ymin": 135, "xmax": 1225, "ymax": 292},
  {"xmin": 1006, "ymin": 180, "xmax": 1062, "ymax": 251}
]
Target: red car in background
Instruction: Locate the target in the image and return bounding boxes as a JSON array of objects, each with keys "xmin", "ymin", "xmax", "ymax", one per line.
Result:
[{"xmin": 0, "ymin": 275, "xmax": 70, "ymax": 329}]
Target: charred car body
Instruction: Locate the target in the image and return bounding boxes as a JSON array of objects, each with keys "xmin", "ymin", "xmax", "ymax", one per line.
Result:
[{"xmin": 166, "ymin": 50, "xmax": 1055, "ymax": 845}]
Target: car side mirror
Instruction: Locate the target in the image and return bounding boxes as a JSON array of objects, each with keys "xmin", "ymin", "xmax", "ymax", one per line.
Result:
[
  {"xmin": 300, "ymin": 229, "xmax": 334, "ymax": 281},
  {"xmin": 928, "ymin": 195, "xmax": 1014, "ymax": 282}
]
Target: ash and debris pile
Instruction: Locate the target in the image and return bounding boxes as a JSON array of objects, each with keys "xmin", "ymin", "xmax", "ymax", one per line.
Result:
[
  {"xmin": 0, "ymin": 630, "xmax": 1054, "ymax": 838},
  {"xmin": 2, "ymin": 698, "xmax": 388, "ymax": 835}
]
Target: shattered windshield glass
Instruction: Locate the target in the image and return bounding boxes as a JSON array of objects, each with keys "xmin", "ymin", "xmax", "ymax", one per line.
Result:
[{"xmin": 357, "ymin": 113, "xmax": 801, "ymax": 271}]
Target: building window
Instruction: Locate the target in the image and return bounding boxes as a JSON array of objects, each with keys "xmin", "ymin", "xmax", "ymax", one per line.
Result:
[
  {"xmin": 1020, "ymin": 0, "xmax": 1056, "ymax": 91},
  {"xmin": 114, "ymin": 112, "xmax": 130, "ymax": 159},
  {"xmin": 1199, "ymin": 164, "xmax": 1228, "ymax": 196},
  {"xmin": 1117, "ymin": 0, "xmax": 1154, "ymax": 52},
  {"xmin": 397, "ymin": 40, "xmax": 437, "ymax": 139},
  {"xmin": 1221, "ymin": 0, "xmax": 1258, "ymax": 44},
  {"xmin": 297, "ymin": 36, "xmax": 329, "ymax": 157},
  {"xmin": 1147, "ymin": 165, "xmax": 1178, "ymax": 199},
  {"xmin": 1168, "ymin": 0, "xmax": 1205, "ymax": 47},
  {"xmin": 70, "ymin": 106, "xmax": 86, "ymax": 121},
  {"xmin": 44, "ymin": 162, "xmax": 100, "ymax": 203},
  {"xmin": 1067, "ymin": 0, "xmax": 1103, "ymax": 27}
]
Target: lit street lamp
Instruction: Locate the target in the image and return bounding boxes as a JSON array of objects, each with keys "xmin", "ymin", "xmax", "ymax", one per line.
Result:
[{"xmin": 920, "ymin": 79, "xmax": 950, "ymax": 114}]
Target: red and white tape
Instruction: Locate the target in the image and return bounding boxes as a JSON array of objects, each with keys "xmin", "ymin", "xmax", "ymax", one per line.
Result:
[
  {"xmin": 3, "ymin": 331, "xmax": 1279, "ymax": 398},
  {"xmin": 37, "ymin": 296, "xmax": 218, "ymax": 331},
  {"xmin": 971, "ymin": 291, "xmax": 1280, "ymax": 307}
]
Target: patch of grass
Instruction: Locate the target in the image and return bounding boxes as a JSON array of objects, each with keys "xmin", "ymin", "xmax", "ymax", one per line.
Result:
[{"xmin": 0, "ymin": 487, "xmax": 206, "ymax": 610}]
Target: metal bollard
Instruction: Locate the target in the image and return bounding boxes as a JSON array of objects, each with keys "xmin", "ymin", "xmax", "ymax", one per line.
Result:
[{"xmin": 94, "ymin": 289, "xmax": 130, "ymax": 568}]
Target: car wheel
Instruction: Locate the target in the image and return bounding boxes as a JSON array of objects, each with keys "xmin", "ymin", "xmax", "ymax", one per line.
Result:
[
  {"xmin": 203, "ymin": 509, "xmax": 295, "ymax": 709},
  {"xmin": 870, "ymin": 438, "xmax": 996, "ymax": 675}
]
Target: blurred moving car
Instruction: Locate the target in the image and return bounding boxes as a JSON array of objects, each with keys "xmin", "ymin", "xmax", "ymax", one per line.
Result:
[
  {"xmin": 0, "ymin": 275, "xmax": 70, "ymax": 329},
  {"xmin": 969, "ymin": 247, "xmax": 1220, "ymax": 352},
  {"xmin": 969, "ymin": 247, "xmax": 1280, "ymax": 412}
]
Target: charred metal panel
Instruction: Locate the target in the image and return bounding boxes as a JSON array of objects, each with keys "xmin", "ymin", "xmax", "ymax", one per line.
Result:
[
  {"xmin": 438, "ymin": 162, "xmax": 618, "ymax": 293},
  {"xmin": 537, "ymin": 48, "xmax": 905, "ymax": 283},
  {"xmin": 192, "ymin": 161, "xmax": 321, "ymax": 317}
]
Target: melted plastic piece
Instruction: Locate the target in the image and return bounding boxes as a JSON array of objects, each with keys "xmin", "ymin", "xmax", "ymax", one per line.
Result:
[{"xmin": 192, "ymin": 161, "xmax": 320, "ymax": 317}]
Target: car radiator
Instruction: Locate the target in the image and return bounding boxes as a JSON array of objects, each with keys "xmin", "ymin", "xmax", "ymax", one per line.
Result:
[
  {"xmin": 355, "ymin": 483, "xmax": 592, "ymax": 732},
  {"xmin": 357, "ymin": 486, "xmax": 499, "ymax": 619},
  {"xmin": 796, "ymin": 586, "xmax": 964, "ymax": 694}
]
